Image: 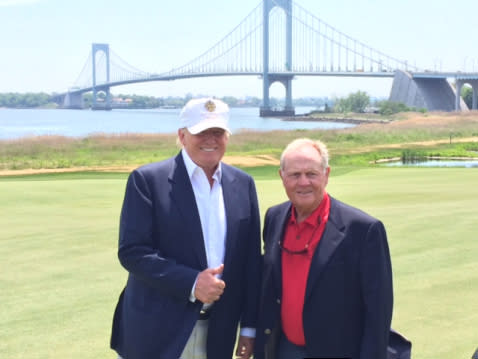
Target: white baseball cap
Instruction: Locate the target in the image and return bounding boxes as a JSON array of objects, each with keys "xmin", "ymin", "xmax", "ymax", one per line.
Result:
[{"xmin": 179, "ymin": 98, "xmax": 231, "ymax": 135}]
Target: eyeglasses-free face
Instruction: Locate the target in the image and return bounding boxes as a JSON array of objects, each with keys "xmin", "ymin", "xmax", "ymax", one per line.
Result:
[
  {"xmin": 280, "ymin": 146, "xmax": 330, "ymax": 223},
  {"xmin": 179, "ymin": 127, "xmax": 228, "ymax": 176}
]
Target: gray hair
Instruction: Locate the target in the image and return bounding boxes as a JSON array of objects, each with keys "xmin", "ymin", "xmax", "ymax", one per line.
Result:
[{"xmin": 280, "ymin": 138, "xmax": 329, "ymax": 172}]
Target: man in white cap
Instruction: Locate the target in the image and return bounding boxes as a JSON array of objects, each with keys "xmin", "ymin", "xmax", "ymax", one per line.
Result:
[{"xmin": 111, "ymin": 98, "xmax": 262, "ymax": 359}]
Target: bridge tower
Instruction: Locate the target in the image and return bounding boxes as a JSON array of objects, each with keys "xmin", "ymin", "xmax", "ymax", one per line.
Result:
[
  {"xmin": 92, "ymin": 43, "xmax": 112, "ymax": 110},
  {"xmin": 260, "ymin": 0, "xmax": 295, "ymax": 117}
]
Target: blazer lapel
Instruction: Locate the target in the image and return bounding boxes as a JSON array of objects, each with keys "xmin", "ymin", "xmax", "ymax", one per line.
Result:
[
  {"xmin": 168, "ymin": 154, "xmax": 208, "ymax": 269},
  {"xmin": 305, "ymin": 197, "xmax": 345, "ymax": 301},
  {"xmin": 271, "ymin": 203, "xmax": 292, "ymax": 296},
  {"xmin": 220, "ymin": 166, "xmax": 238, "ymax": 269}
]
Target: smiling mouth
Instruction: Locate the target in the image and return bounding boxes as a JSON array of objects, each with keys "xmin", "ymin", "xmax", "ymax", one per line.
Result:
[
  {"xmin": 297, "ymin": 191, "xmax": 312, "ymax": 195},
  {"xmin": 201, "ymin": 147, "xmax": 216, "ymax": 152}
]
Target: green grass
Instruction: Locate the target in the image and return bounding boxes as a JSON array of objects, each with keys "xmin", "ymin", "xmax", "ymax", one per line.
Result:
[
  {"xmin": 0, "ymin": 176, "xmax": 125, "ymax": 358},
  {"xmin": 327, "ymin": 168, "xmax": 478, "ymax": 359},
  {"xmin": 1, "ymin": 167, "xmax": 477, "ymax": 358}
]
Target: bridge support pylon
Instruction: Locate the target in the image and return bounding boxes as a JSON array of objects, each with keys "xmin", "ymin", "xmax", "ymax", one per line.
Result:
[
  {"xmin": 456, "ymin": 79, "xmax": 478, "ymax": 111},
  {"xmin": 260, "ymin": 0, "xmax": 295, "ymax": 117},
  {"xmin": 390, "ymin": 70, "xmax": 468, "ymax": 112},
  {"xmin": 474, "ymin": 83, "xmax": 478, "ymax": 110},
  {"xmin": 62, "ymin": 92, "xmax": 84, "ymax": 109}
]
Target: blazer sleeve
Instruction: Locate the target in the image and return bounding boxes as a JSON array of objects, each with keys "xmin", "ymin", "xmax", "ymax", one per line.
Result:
[
  {"xmin": 117, "ymin": 168, "xmax": 198, "ymax": 301},
  {"xmin": 359, "ymin": 220, "xmax": 394, "ymax": 359}
]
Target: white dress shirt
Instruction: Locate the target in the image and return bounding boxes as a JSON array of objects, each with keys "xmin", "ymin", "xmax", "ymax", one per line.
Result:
[
  {"xmin": 182, "ymin": 149, "xmax": 255, "ymax": 338},
  {"xmin": 182, "ymin": 149, "xmax": 226, "ymax": 273}
]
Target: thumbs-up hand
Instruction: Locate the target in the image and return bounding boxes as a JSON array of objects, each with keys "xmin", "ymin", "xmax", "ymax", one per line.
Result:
[{"xmin": 194, "ymin": 264, "xmax": 226, "ymax": 304}]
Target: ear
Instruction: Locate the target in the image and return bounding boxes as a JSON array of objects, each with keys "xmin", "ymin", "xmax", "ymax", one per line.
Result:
[
  {"xmin": 324, "ymin": 166, "xmax": 331, "ymax": 186},
  {"xmin": 178, "ymin": 129, "xmax": 186, "ymax": 146}
]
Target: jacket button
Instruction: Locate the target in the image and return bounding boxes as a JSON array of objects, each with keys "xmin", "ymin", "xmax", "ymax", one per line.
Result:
[
  {"xmin": 265, "ymin": 329, "xmax": 271, "ymax": 335},
  {"xmin": 276, "ymin": 298, "xmax": 281, "ymax": 304}
]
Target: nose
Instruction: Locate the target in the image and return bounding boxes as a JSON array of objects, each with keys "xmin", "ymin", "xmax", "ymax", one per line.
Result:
[{"xmin": 297, "ymin": 174, "xmax": 310, "ymax": 185}]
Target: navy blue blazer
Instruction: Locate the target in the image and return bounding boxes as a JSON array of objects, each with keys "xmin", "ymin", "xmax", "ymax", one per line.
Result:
[
  {"xmin": 111, "ymin": 153, "xmax": 262, "ymax": 359},
  {"xmin": 255, "ymin": 197, "xmax": 393, "ymax": 359}
]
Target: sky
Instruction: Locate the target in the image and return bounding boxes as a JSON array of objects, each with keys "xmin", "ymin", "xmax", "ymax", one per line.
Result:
[{"xmin": 1, "ymin": 0, "xmax": 477, "ymax": 99}]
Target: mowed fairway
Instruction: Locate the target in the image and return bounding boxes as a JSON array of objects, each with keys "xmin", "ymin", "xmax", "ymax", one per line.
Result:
[{"xmin": 1, "ymin": 167, "xmax": 477, "ymax": 359}]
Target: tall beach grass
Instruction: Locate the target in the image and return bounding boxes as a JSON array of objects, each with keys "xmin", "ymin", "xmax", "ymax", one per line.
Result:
[{"xmin": 2, "ymin": 112, "xmax": 478, "ymax": 171}]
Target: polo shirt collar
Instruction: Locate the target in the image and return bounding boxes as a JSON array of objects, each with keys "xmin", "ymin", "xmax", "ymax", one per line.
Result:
[{"xmin": 290, "ymin": 191, "xmax": 329, "ymax": 226}]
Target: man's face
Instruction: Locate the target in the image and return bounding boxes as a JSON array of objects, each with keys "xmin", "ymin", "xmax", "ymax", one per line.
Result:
[
  {"xmin": 280, "ymin": 145, "xmax": 330, "ymax": 218},
  {"xmin": 179, "ymin": 127, "xmax": 228, "ymax": 173}
]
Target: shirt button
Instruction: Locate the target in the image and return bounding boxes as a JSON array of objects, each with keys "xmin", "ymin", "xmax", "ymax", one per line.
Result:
[{"xmin": 265, "ymin": 329, "xmax": 271, "ymax": 335}]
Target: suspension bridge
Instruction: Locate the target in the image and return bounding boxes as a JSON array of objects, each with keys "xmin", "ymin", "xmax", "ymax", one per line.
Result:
[{"xmin": 56, "ymin": 0, "xmax": 478, "ymax": 115}]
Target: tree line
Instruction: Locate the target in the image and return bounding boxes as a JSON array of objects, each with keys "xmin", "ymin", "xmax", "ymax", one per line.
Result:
[
  {"xmin": 2, "ymin": 88, "xmax": 473, "ymax": 114},
  {"xmin": 0, "ymin": 92, "xmax": 330, "ymax": 109},
  {"xmin": 0, "ymin": 92, "xmax": 54, "ymax": 108}
]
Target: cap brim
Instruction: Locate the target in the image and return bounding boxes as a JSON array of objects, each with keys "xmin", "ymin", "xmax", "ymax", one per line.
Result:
[{"xmin": 188, "ymin": 120, "xmax": 231, "ymax": 135}]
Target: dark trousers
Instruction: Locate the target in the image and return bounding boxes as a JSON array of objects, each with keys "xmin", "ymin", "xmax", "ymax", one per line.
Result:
[{"xmin": 277, "ymin": 332, "xmax": 308, "ymax": 359}]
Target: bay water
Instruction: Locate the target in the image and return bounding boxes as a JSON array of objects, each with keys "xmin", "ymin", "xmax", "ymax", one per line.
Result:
[{"xmin": 0, "ymin": 107, "xmax": 354, "ymax": 140}]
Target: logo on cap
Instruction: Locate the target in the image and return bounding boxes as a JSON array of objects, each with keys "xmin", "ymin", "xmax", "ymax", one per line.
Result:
[{"xmin": 204, "ymin": 100, "xmax": 216, "ymax": 112}]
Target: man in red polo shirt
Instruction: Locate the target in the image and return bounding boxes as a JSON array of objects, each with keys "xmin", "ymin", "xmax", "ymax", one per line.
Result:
[{"xmin": 254, "ymin": 138, "xmax": 393, "ymax": 359}]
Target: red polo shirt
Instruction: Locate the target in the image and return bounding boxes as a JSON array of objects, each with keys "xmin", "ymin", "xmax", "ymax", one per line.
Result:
[{"xmin": 281, "ymin": 192, "xmax": 330, "ymax": 346}]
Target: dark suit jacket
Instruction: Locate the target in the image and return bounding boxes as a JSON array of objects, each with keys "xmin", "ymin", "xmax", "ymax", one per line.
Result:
[
  {"xmin": 387, "ymin": 329, "xmax": 411, "ymax": 359},
  {"xmin": 110, "ymin": 152, "xmax": 262, "ymax": 359},
  {"xmin": 255, "ymin": 197, "xmax": 393, "ymax": 359}
]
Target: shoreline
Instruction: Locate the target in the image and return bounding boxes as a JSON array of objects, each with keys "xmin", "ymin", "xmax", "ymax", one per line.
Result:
[{"xmin": 281, "ymin": 115, "xmax": 388, "ymax": 124}]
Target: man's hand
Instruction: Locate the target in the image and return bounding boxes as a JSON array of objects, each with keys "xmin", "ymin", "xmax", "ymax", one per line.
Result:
[
  {"xmin": 235, "ymin": 336, "xmax": 254, "ymax": 358},
  {"xmin": 194, "ymin": 264, "xmax": 225, "ymax": 304}
]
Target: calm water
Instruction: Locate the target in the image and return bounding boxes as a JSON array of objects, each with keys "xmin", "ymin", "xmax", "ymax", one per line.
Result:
[
  {"xmin": 0, "ymin": 107, "xmax": 354, "ymax": 140},
  {"xmin": 384, "ymin": 159, "xmax": 478, "ymax": 168}
]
